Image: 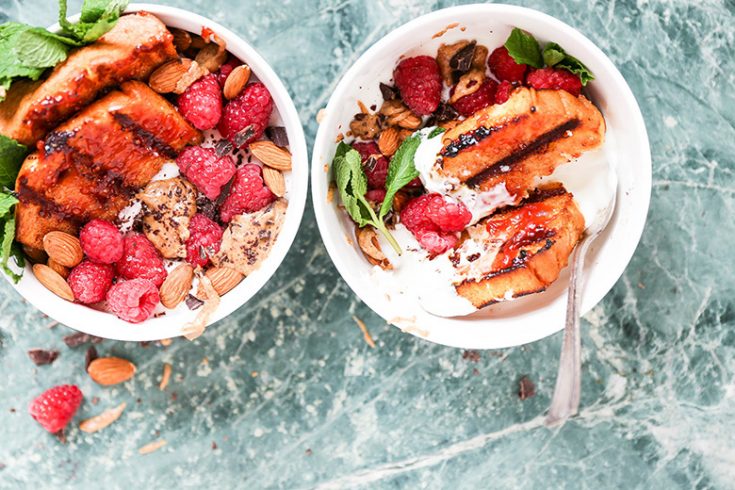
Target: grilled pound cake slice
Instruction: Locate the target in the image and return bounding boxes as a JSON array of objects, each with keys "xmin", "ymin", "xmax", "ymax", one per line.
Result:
[
  {"xmin": 0, "ymin": 12, "xmax": 177, "ymax": 146},
  {"xmin": 453, "ymin": 185, "xmax": 585, "ymax": 308},
  {"xmin": 15, "ymin": 81, "xmax": 202, "ymax": 254},
  {"xmin": 438, "ymin": 88, "xmax": 605, "ymax": 203}
]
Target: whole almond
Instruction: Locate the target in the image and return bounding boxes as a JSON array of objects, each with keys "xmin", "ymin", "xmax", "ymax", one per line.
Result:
[
  {"xmin": 223, "ymin": 64, "xmax": 251, "ymax": 100},
  {"xmin": 249, "ymin": 141, "xmax": 292, "ymax": 171},
  {"xmin": 262, "ymin": 167, "xmax": 286, "ymax": 197},
  {"xmin": 79, "ymin": 402, "xmax": 126, "ymax": 433},
  {"xmin": 160, "ymin": 264, "xmax": 194, "ymax": 309},
  {"xmin": 43, "ymin": 231, "xmax": 83, "ymax": 268},
  {"xmin": 195, "ymin": 43, "xmax": 227, "ymax": 72},
  {"xmin": 33, "ymin": 264, "xmax": 74, "ymax": 301},
  {"xmin": 47, "ymin": 258, "xmax": 69, "ymax": 279},
  {"xmin": 149, "ymin": 59, "xmax": 192, "ymax": 94},
  {"xmin": 88, "ymin": 357, "xmax": 136, "ymax": 386},
  {"xmin": 378, "ymin": 127, "xmax": 400, "ymax": 156},
  {"xmin": 170, "ymin": 28, "xmax": 192, "ymax": 52},
  {"xmin": 204, "ymin": 267, "xmax": 243, "ymax": 296}
]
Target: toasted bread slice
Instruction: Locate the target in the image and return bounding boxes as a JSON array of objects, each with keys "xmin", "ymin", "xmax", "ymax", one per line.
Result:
[
  {"xmin": 438, "ymin": 88, "xmax": 605, "ymax": 201},
  {"xmin": 0, "ymin": 13, "xmax": 176, "ymax": 146},
  {"xmin": 453, "ymin": 185, "xmax": 585, "ymax": 308},
  {"xmin": 15, "ymin": 81, "xmax": 201, "ymax": 254}
]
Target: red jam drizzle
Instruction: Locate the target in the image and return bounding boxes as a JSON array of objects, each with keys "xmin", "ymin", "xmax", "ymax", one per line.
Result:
[{"xmin": 486, "ymin": 201, "xmax": 556, "ymax": 270}]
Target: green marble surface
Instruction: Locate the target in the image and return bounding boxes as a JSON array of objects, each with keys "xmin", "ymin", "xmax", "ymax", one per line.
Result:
[{"xmin": 1, "ymin": 0, "xmax": 734, "ymax": 488}]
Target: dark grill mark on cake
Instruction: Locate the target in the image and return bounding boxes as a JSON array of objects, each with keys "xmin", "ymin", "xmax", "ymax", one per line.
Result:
[
  {"xmin": 113, "ymin": 112, "xmax": 178, "ymax": 159},
  {"xmin": 43, "ymin": 131, "xmax": 76, "ymax": 155},
  {"xmin": 16, "ymin": 178, "xmax": 86, "ymax": 225},
  {"xmin": 466, "ymin": 119, "xmax": 580, "ymax": 188}
]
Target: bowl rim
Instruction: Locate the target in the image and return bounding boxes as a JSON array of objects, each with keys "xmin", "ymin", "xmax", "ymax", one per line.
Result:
[
  {"xmin": 311, "ymin": 3, "xmax": 652, "ymax": 349},
  {"xmin": 3, "ymin": 3, "xmax": 309, "ymax": 341}
]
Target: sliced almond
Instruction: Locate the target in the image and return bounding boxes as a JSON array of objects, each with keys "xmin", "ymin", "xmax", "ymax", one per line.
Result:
[
  {"xmin": 223, "ymin": 64, "xmax": 251, "ymax": 100},
  {"xmin": 139, "ymin": 439, "xmax": 167, "ymax": 455},
  {"xmin": 159, "ymin": 363, "xmax": 172, "ymax": 390},
  {"xmin": 378, "ymin": 126, "xmax": 400, "ymax": 156},
  {"xmin": 356, "ymin": 227, "xmax": 387, "ymax": 262},
  {"xmin": 159, "ymin": 264, "xmax": 194, "ymax": 309},
  {"xmin": 449, "ymin": 68, "xmax": 485, "ymax": 103},
  {"xmin": 79, "ymin": 402, "xmax": 126, "ymax": 433},
  {"xmin": 149, "ymin": 59, "xmax": 192, "ymax": 94},
  {"xmin": 47, "ymin": 258, "xmax": 69, "ymax": 279},
  {"xmin": 204, "ymin": 267, "xmax": 244, "ymax": 297},
  {"xmin": 195, "ymin": 43, "xmax": 227, "ymax": 72},
  {"xmin": 249, "ymin": 141, "xmax": 292, "ymax": 171},
  {"xmin": 262, "ymin": 166, "xmax": 286, "ymax": 197},
  {"xmin": 170, "ymin": 28, "xmax": 192, "ymax": 52},
  {"xmin": 42, "ymin": 231, "xmax": 83, "ymax": 268},
  {"xmin": 174, "ymin": 60, "xmax": 208, "ymax": 95},
  {"xmin": 87, "ymin": 357, "xmax": 136, "ymax": 386},
  {"xmin": 33, "ymin": 264, "xmax": 74, "ymax": 301}
]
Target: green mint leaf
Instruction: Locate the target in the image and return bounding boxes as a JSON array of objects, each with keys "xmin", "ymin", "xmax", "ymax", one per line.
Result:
[
  {"xmin": 504, "ymin": 28, "xmax": 543, "ymax": 69},
  {"xmin": 14, "ymin": 30, "xmax": 70, "ymax": 68},
  {"xmin": 542, "ymin": 42, "xmax": 565, "ymax": 67},
  {"xmin": 0, "ymin": 214, "xmax": 22, "ymax": 283},
  {"xmin": 428, "ymin": 126, "xmax": 446, "ymax": 139},
  {"xmin": 0, "ymin": 194, "xmax": 18, "ymax": 216},
  {"xmin": 541, "ymin": 42, "xmax": 595, "ymax": 85},
  {"xmin": 379, "ymin": 133, "xmax": 422, "ymax": 219},
  {"xmin": 60, "ymin": 0, "xmax": 128, "ymax": 43},
  {"xmin": 332, "ymin": 144, "xmax": 371, "ymax": 227},
  {"xmin": 0, "ymin": 135, "xmax": 27, "ymax": 188}
]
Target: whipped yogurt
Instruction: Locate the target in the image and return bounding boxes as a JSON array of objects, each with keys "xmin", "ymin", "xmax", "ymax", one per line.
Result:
[
  {"xmin": 414, "ymin": 127, "xmax": 517, "ymax": 224},
  {"xmin": 373, "ymin": 225, "xmax": 476, "ymax": 318}
]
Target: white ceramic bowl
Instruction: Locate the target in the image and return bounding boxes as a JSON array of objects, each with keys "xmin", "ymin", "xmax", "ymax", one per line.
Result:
[
  {"xmin": 4, "ymin": 4, "xmax": 308, "ymax": 341},
  {"xmin": 312, "ymin": 4, "xmax": 651, "ymax": 349}
]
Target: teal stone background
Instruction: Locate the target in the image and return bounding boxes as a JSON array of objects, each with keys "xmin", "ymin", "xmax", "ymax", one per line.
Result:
[{"xmin": 1, "ymin": 0, "xmax": 734, "ymax": 488}]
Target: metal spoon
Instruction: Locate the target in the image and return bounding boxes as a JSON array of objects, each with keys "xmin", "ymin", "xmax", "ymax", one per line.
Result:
[{"xmin": 545, "ymin": 171, "xmax": 618, "ymax": 427}]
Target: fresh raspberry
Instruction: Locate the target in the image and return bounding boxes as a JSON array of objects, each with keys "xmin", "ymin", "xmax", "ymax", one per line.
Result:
[
  {"xmin": 79, "ymin": 219, "xmax": 123, "ymax": 264},
  {"xmin": 106, "ymin": 279, "xmax": 160, "ymax": 323},
  {"xmin": 116, "ymin": 234, "xmax": 167, "ymax": 287},
  {"xmin": 178, "ymin": 74, "xmax": 223, "ymax": 130},
  {"xmin": 218, "ymin": 82, "xmax": 273, "ymax": 148},
  {"xmin": 400, "ymin": 193, "xmax": 471, "ymax": 255},
  {"xmin": 29, "ymin": 385, "xmax": 83, "ymax": 433},
  {"xmin": 186, "ymin": 214, "xmax": 223, "ymax": 267},
  {"xmin": 412, "ymin": 229, "xmax": 459, "ymax": 256},
  {"xmin": 488, "ymin": 46, "xmax": 528, "ymax": 82},
  {"xmin": 365, "ymin": 189, "xmax": 386, "ymax": 203},
  {"xmin": 352, "ymin": 141, "xmax": 388, "ymax": 190},
  {"xmin": 215, "ymin": 58, "xmax": 240, "ymax": 87},
  {"xmin": 393, "ymin": 56, "xmax": 442, "ymax": 116},
  {"xmin": 451, "ymin": 79, "xmax": 498, "ymax": 117},
  {"xmin": 495, "ymin": 80, "xmax": 514, "ymax": 104},
  {"xmin": 220, "ymin": 164, "xmax": 275, "ymax": 222},
  {"xmin": 526, "ymin": 67, "xmax": 582, "ymax": 97},
  {"xmin": 177, "ymin": 145, "xmax": 236, "ymax": 200},
  {"xmin": 68, "ymin": 261, "xmax": 114, "ymax": 304}
]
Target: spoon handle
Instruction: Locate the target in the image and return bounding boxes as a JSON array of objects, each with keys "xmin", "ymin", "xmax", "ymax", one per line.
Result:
[{"xmin": 545, "ymin": 234, "xmax": 591, "ymax": 427}]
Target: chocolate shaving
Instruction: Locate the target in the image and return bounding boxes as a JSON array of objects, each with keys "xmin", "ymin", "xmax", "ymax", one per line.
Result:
[
  {"xmin": 433, "ymin": 103, "xmax": 459, "ymax": 123},
  {"xmin": 214, "ymin": 139, "xmax": 234, "ymax": 157},
  {"xmin": 461, "ymin": 350, "xmax": 480, "ymax": 363},
  {"xmin": 364, "ymin": 155, "xmax": 378, "ymax": 173},
  {"xmin": 196, "ymin": 195, "xmax": 218, "ymax": 220},
  {"xmin": 84, "ymin": 346, "xmax": 98, "ymax": 371},
  {"xmin": 186, "ymin": 294, "xmax": 204, "ymax": 311},
  {"xmin": 379, "ymin": 83, "xmax": 398, "ymax": 101},
  {"xmin": 27, "ymin": 349, "xmax": 59, "ymax": 366},
  {"xmin": 63, "ymin": 332, "xmax": 103, "ymax": 348},
  {"xmin": 266, "ymin": 126, "xmax": 289, "ymax": 147},
  {"xmin": 518, "ymin": 376, "xmax": 536, "ymax": 400},
  {"xmin": 450, "ymin": 41, "xmax": 476, "ymax": 75},
  {"xmin": 233, "ymin": 125, "xmax": 255, "ymax": 148}
]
